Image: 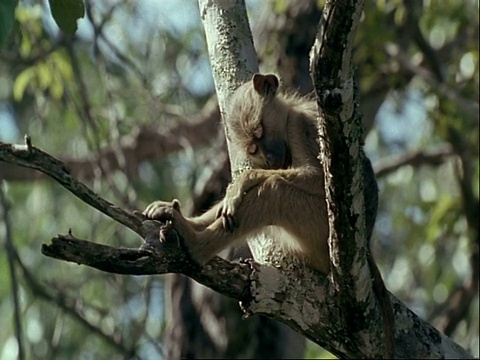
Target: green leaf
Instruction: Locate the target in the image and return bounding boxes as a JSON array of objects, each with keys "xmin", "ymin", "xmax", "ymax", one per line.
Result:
[
  {"xmin": 48, "ymin": 0, "xmax": 85, "ymax": 35},
  {"xmin": 37, "ymin": 62, "xmax": 53, "ymax": 90},
  {"xmin": 13, "ymin": 67, "xmax": 35, "ymax": 101},
  {"xmin": 0, "ymin": 0, "xmax": 18, "ymax": 48}
]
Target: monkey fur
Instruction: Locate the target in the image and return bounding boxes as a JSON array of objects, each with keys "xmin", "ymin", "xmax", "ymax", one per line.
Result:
[{"xmin": 142, "ymin": 73, "xmax": 395, "ymax": 357}]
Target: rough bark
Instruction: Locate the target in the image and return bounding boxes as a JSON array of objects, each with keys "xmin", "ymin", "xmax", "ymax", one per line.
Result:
[{"xmin": 310, "ymin": 0, "xmax": 387, "ymax": 357}]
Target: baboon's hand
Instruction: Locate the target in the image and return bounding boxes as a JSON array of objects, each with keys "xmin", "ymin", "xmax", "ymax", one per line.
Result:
[
  {"xmin": 216, "ymin": 171, "xmax": 268, "ymax": 232},
  {"xmin": 216, "ymin": 185, "xmax": 242, "ymax": 232},
  {"xmin": 142, "ymin": 199, "xmax": 181, "ymax": 222}
]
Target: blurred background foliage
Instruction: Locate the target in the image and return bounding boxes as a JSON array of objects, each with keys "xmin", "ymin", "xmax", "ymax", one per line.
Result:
[{"xmin": 0, "ymin": 0, "xmax": 478, "ymax": 359}]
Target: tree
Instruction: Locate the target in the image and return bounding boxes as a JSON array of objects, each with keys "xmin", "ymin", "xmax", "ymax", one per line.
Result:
[{"xmin": 0, "ymin": 0, "xmax": 477, "ymax": 359}]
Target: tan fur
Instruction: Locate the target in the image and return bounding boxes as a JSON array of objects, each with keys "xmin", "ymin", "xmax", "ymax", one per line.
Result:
[{"xmin": 143, "ymin": 73, "xmax": 330, "ymax": 273}]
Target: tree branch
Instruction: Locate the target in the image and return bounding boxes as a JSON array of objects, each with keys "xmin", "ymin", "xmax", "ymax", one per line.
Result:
[
  {"xmin": 41, "ymin": 229, "xmax": 251, "ymax": 302},
  {"xmin": 199, "ymin": 0, "xmax": 258, "ymax": 169},
  {"xmin": 310, "ymin": 0, "xmax": 388, "ymax": 357},
  {"xmin": 0, "ymin": 138, "xmax": 143, "ymax": 236},
  {"xmin": 374, "ymin": 145, "xmax": 454, "ymax": 178}
]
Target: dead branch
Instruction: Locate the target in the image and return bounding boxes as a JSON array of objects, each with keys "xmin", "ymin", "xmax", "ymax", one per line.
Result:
[{"xmin": 41, "ymin": 229, "xmax": 251, "ymax": 302}]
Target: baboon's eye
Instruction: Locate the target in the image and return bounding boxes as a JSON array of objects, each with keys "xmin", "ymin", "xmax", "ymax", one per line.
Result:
[
  {"xmin": 247, "ymin": 143, "xmax": 258, "ymax": 154},
  {"xmin": 253, "ymin": 125, "xmax": 263, "ymax": 139}
]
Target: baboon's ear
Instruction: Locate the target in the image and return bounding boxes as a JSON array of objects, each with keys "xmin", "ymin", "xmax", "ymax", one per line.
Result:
[{"xmin": 252, "ymin": 73, "xmax": 279, "ymax": 97}]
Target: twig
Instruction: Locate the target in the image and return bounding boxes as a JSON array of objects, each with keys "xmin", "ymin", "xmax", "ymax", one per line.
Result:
[
  {"xmin": 0, "ymin": 184, "xmax": 25, "ymax": 360},
  {"xmin": 374, "ymin": 145, "xmax": 453, "ymax": 178}
]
